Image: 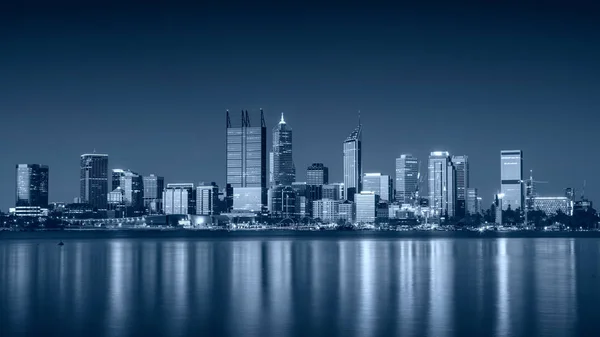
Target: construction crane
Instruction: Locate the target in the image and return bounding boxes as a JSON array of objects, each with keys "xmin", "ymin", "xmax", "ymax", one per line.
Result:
[{"xmin": 523, "ymin": 169, "xmax": 548, "ymax": 212}]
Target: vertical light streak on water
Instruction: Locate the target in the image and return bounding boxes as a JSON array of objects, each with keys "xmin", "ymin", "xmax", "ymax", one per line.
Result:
[
  {"xmin": 337, "ymin": 240, "xmax": 353, "ymax": 334},
  {"xmin": 267, "ymin": 240, "xmax": 292, "ymax": 336},
  {"xmin": 534, "ymin": 239, "xmax": 577, "ymax": 336},
  {"xmin": 229, "ymin": 241, "xmax": 261, "ymax": 337},
  {"xmin": 107, "ymin": 241, "xmax": 128, "ymax": 337},
  {"xmin": 428, "ymin": 240, "xmax": 452, "ymax": 337},
  {"xmin": 11, "ymin": 244, "xmax": 31, "ymax": 332},
  {"xmin": 496, "ymin": 238, "xmax": 510, "ymax": 337},
  {"xmin": 398, "ymin": 240, "xmax": 415, "ymax": 336},
  {"xmin": 356, "ymin": 240, "xmax": 376, "ymax": 337},
  {"xmin": 72, "ymin": 243, "xmax": 85, "ymax": 327},
  {"xmin": 166, "ymin": 241, "xmax": 188, "ymax": 337},
  {"xmin": 141, "ymin": 242, "xmax": 158, "ymax": 316},
  {"xmin": 194, "ymin": 242, "xmax": 212, "ymax": 322}
]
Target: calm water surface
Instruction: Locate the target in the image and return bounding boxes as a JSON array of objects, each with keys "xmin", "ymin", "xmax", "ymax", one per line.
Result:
[{"xmin": 1, "ymin": 231, "xmax": 600, "ymax": 337}]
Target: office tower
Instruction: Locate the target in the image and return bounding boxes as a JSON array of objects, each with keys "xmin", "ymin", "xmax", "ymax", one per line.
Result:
[
  {"xmin": 163, "ymin": 183, "xmax": 196, "ymax": 215},
  {"xmin": 355, "ymin": 191, "xmax": 378, "ymax": 223},
  {"xmin": 80, "ymin": 153, "xmax": 108, "ymax": 210},
  {"xmin": 452, "ymin": 155, "xmax": 469, "ymax": 218},
  {"xmin": 343, "ymin": 122, "xmax": 362, "ymax": 201},
  {"xmin": 196, "ymin": 184, "xmax": 218, "ymax": 215},
  {"xmin": 272, "ymin": 113, "xmax": 295, "ymax": 186},
  {"xmin": 532, "ymin": 197, "xmax": 570, "ymax": 215},
  {"xmin": 111, "ymin": 169, "xmax": 144, "ymax": 215},
  {"xmin": 15, "ymin": 164, "xmax": 49, "ymax": 208},
  {"xmin": 395, "ymin": 154, "xmax": 419, "ymax": 204},
  {"xmin": 362, "ymin": 173, "xmax": 393, "ymax": 201},
  {"xmin": 270, "ymin": 185, "xmax": 296, "ymax": 218},
  {"xmin": 143, "ymin": 174, "xmax": 164, "ymax": 214},
  {"xmin": 226, "ymin": 110, "xmax": 267, "ymax": 212},
  {"xmin": 307, "ymin": 163, "xmax": 329, "ymax": 185},
  {"xmin": 565, "ymin": 188, "xmax": 575, "ymax": 215},
  {"xmin": 312, "ymin": 199, "xmax": 339, "ymax": 223},
  {"xmin": 322, "ymin": 184, "xmax": 341, "ymax": 200},
  {"xmin": 428, "ymin": 151, "xmax": 456, "ymax": 218},
  {"xmin": 269, "ymin": 152, "xmax": 274, "ymax": 186},
  {"xmin": 466, "ymin": 188, "xmax": 479, "ymax": 215},
  {"xmin": 500, "ymin": 150, "xmax": 524, "ymax": 210}
]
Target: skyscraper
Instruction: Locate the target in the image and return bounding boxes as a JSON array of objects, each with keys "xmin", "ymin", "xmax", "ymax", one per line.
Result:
[
  {"xmin": 111, "ymin": 169, "xmax": 144, "ymax": 216},
  {"xmin": 226, "ymin": 110, "xmax": 267, "ymax": 212},
  {"xmin": 428, "ymin": 151, "xmax": 456, "ymax": 218},
  {"xmin": 196, "ymin": 184, "xmax": 218, "ymax": 215},
  {"xmin": 500, "ymin": 150, "xmax": 524, "ymax": 211},
  {"xmin": 343, "ymin": 122, "xmax": 362, "ymax": 201},
  {"xmin": 355, "ymin": 191, "xmax": 378, "ymax": 224},
  {"xmin": 143, "ymin": 174, "xmax": 164, "ymax": 214},
  {"xmin": 307, "ymin": 163, "xmax": 329, "ymax": 185},
  {"xmin": 395, "ymin": 154, "xmax": 419, "ymax": 204},
  {"xmin": 466, "ymin": 187, "xmax": 479, "ymax": 215},
  {"xmin": 15, "ymin": 164, "xmax": 49, "ymax": 208},
  {"xmin": 272, "ymin": 113, "xmax": 295, "ymax": 186},
  {"xmin": 451, "ymin": 155, "xmax": 469, "ymax": 217},
  {"xmin": 80, "ymin": 154, "xmax": 108, "ymax": 210},
  {"xmin": 362, "ymin": 173, "xmax": 393, "ymax": 202}
]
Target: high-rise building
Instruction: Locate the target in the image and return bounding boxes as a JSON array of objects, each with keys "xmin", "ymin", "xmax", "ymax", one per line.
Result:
[
  {"xmin": 343, "ymin": 123, "xmax": 362, "ymax": 201},
  {"xmin": 395, "ymin": 154, "xmax": 419, "ymax": 204},
  {"xmin": 307, "ymin": 163, "xmax": 329, "ymax": 186},
  {"xmin": 269, "ymin": 185, "xmax": 296, "ymax": 218},
  {"xmin": 322, "ymin": 184, "xmax": 342, "ymax": 200},
  {"xmin": 362, "ymin": 173, "xmax": 393, "ymax": 202},
  {"xmin": 226, "ymin": 110, "xmax": 267, "ymax": 212},
  {"xmin": 466, "ymin": 187, "xmax": 479, "ymax": 215},
  {"xmin": 80, "ymin": 154, "xmax": 108, "ymax": 210},
  {"xmin": 500, "ymin": 150, "xmax": 524, "ymax": 211},
  {"xmin": 428, "ymin": 151, "xmax": 456, "ymax": 218},
  {"xmin": 272, "ymin": 113, "xmax": 295, "ymax": 186},
  {"xmin": 111, "ymin": 169, "xmax": 144, "ymax": 215},
  {"xmin": 163, "ymin": 183, "xmax": 196, "ymax": 215},
  {"xmin": 565, "ymin": 188, "xmax": 575, "ymax": 215},
  {"xmin": 452, "ymin": 155, "xmax": 469, "ymax": 218},
  {"xmin": 15, "ymin": 164, "xmax": 49, "ymax": 208},
  {"xmin": 338, "ymin": 201, "xmax": 354, "ymax": 223},
  {"xmin": 143, "ymin": 174, "xmax": 164, "ymax": 214},
  {"xmin": 269, "ymin": 152, "xmax": 274, "ymax": 186},
  {"xmin": 196, "ymin": 184, "xmax": 218, "ymax": 215},
  {"xmin": 355, "ymin": 191, "xmax": 378, "ymax": 224}
]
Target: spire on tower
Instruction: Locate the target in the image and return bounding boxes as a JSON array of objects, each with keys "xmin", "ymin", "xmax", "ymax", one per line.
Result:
[{"xmin": 279, "ymin": 112, "xmax": 286, "ymax": 124}]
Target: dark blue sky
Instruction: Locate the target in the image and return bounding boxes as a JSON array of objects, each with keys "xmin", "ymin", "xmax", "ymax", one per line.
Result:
[{"xmin": 0, "ymin": 2, "xmax": 599, "ymax": 210}]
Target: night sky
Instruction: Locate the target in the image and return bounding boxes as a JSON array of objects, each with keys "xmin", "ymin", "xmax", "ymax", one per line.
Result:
[{"xmin": 1, "ymin": 2, "xmax": 598, "ymax": 211}]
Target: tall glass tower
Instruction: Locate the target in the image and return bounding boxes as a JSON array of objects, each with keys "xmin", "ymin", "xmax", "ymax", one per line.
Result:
[
  {"xmin": 80, "ymin": 153, "xmax": 108, "ymax": 210},
  {"xmin": 343, "ymin": 123, "xmax": 362, "ymax": 201},
  {"xmin": 500, "ymin": 150, "xmax": 523, "ymax": 210},
  {"xmin": 15, "ymin": 164, "xmax": 49, "ymax": 208},
  {"xmin": 226, "ymin": 110, "xmax": 267, "ymax": 212},
  {"xmin": 395, "ymin": 154, "xmax": 419, "ymax": 204},
  {"xmin": 272, "ymin": 113, "xmax": 295, "ymax": 186},
  {"xmin": 428, "ymin": 151, "xmax": 456, "ymax": 218},
  {"xmin": 451, "ymin": 155, "xmax": 469, "ymax": 217}
]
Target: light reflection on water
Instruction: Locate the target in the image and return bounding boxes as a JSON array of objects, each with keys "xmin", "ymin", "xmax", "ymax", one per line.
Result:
[{"xmin": 1, "ymin": 236, "xmax": 599, "ymax": 337}]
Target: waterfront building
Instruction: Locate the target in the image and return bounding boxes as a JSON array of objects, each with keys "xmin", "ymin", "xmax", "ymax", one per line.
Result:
[
  {"xmin": 428, "ymin": 151, "xmax": 456, "ymax": 218},
  {"xmin": 196, "ymin": 184, "xmax": 219, "ymax": 215},
  {"xmin": 355, "ymin": 191, "xmax": 378, "ymax": 224},
  {"xmin": 362, "ymin": 173, "xmax": 393, "ymax": 202},
  {"xmin": 500, "ymin": 150, "xmax": 524, "ymax": 211},
  {"xmin": 111, "ymin": 169, "xmax": 144, "ymax": 216},
  {"xmin": 163, "ymin": 183, "xmax": 196, "ymax": 215},
  {"xmin": 15, "ymin": 164, "xmax": 49, "ymax": 208},
  {"xmin": 312, "ymin": 198, "xmax": 339, "ymax": 223},
  {"xmin": 322, "ymin": 184, "xmax": 342, "ymax": 200},
  {"xmin": 452, "ymin": 155, "xmax": 469, "ymax": 218},
  {"xmin": 395, "ymin": 154, "xmax": 419, "ymax": 204},
  {"xmin": 343, "ymin": 122, "xmax": 362, "ymax": 201},
  {"xmin": 307, "ymin": 163, "xmax": 329, "ymax": 185},
  {"xmin": 80, "ymin": 153, "xmax": 108, "ymax": 210},
  {"xmin": 533, "ymin": 197, "xmax": 570, "ymax": 215},
  {"xmin": 338, "ymin": 201, "xmax": 354, "ymax": 223},
  {"xmin": 226, "ymin": 110, "xmax": 267, "ymax": 212},
  {"xmin": 466, "ymin": 187, "xmax": 479, "ymax": 215},
  {"xmin": 143, "ymin": 174, "xmax": 164, "ymax": 214},
  {"xmin": 272, "ymin": 113, "xmax": 295, "ymax": 186},
  {"xmin": 270, "ymin": 185, "xmax": 296, "ymax": 218}
]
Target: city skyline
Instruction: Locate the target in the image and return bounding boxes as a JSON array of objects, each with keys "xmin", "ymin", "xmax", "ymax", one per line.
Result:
[{"xmin": 1, "ymin": 3, "xmax": 598, "ymax": 211}]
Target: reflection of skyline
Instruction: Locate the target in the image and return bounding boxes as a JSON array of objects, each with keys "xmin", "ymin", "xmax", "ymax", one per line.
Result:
[{"xmin": 0, "ymin": 237, "xmax": 597, "ymax": 337}]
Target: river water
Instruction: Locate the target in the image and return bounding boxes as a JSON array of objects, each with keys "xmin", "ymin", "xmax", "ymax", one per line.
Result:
[{"xmin": 1, "ymin": 231, "xmax": 599, "ymax": 337}]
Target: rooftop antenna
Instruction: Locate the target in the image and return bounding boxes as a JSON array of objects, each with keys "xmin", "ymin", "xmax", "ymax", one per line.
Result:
[
  {"xmin": 261, "ymin": 108, "xmax": 266, "ymax": 128},
  {"xmin": 582, "ymin": 180, "xmax": 587, "ymax": 200},
  {"xmin": 226, "ymin": 110, "xmax": 231, "ymax": 128},
  {"xmin": 245, "ymin": 110, "xmax": 251, "ymax": 127},
  {"xmin": 241, "ymin": 110, "xmax": 245, "ymax": 127},
  {"xmin": 358, "ymin": 110, "xmax": 361, "ymax": 126}
]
